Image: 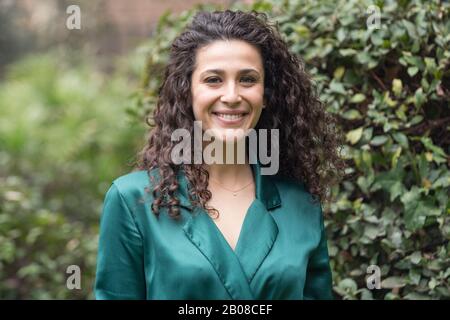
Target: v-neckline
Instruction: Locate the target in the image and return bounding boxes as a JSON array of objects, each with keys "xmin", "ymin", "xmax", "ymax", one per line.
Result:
[
  {"xmin": 184, "ymin": 197, "xmax": 279, "ymax": 286},
  {"xmin": 179, "ymin": 160, "xmax": 282, "ymax": 295},
  {"xmin": 205, "ymin": 163, "xmax": 257, "ymax": 254},
  {"xmin": 206, "ymin": 198, "xmax": 258, "ymax": 254}
]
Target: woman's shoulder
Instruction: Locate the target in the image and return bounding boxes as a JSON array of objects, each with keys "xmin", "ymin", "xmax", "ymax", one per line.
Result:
[
  {"xmin": 272, "ymin": 174, "xmax": 308, "ymax": 197},
  {"xmin": 101, "ymin": 169, "xmax": 159, "ymax": 215},
  {"xmin": 112, "ymin": 169, "xmax": 148, "ymax": 190},
  {"xmin": 107, "ymin": 169, "xmax": 157, "ymax": 201},
  {"xmin": 112, "ymin": 170, "xmax": 148, "ymax": 189},
  {"xmin": 272, "ymin": 175, "xmax": 322, "ymax": 211}
]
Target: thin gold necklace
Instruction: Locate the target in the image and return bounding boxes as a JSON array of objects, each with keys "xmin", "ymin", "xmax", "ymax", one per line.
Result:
[{"xmin": 209, "ymin": 178, "xmax": 254, "ymax": 197}]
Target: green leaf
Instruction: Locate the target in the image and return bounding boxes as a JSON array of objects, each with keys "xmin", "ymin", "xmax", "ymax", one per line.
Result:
[
  {"xmin": 350, "ymin": 93, "xmax": 366, "ymax": 103},
  {"xmin": 334, "ymin": 66, "xmax": 345, "ymax": 80},
  {"xmin": 414, "ymin": 88, "xmax": 426, "ymax": 108},
  {"xmin": 432, "ymin": 174, "xmax": 450, "ymax": 188},
  {"xmin": 402, "ymin": 19, "xmax": 417, "ymax": 38},
  {"xmin": 364, "ymin": 225, "xmax": 380, "ymax": 240},
  {"xmin": 329, "ymin": 80, "xmax": 346, "ymax": 95},
  {"xmin": 384, "ymin": 91, "xmax": 397, "ymax": 107},
  {"xmin": 403, "ymin": 55, "xmax": 424, "ymax": 69},
  {"xmin": 381, "ymin": 276, "xmax": 407, "ymax": 289},
  {"xmin": 392, "ymin": 79, "xmax": 403, "ymax": 97},
  {"xmin": 408, "ymin": 66, "xmax": 419, "ymax": 77},
  {"xmin": 357, "ymin": 51, "xmax": 378, "ymax": 68},
  {"xmin": 409, "ymin": 251, "xmax": 422, "ymax": 265},
  {"xmin": 391, "ymin": 146, "xmax": 402, "ymax": 168},
  {"xmin": 424, "ymin": 57, "xmax": 437, "ymax": 74},
  {"xmin": 401, "ymin": 187, "xmax": 426, "ymax": 231},
  {"xmin": 370, "ymin": 135, "xmax": 388, "ymax": 146},
  {"xmin": 362, "ymin": 127, "xmax": 374, "ymax": 141},
  {"xmin": 18, "ymin": 263, "xmax": 42, "ymax": 278},
  {"xmin": 346, "ymin": 127, "xmax": 364, "ymax": 145},
  {"xmin": 336, "ymin": 28, "xmax": 345, "ymax": 42},
  {"xmin": 357, "ymin": 174, "xmax": 374, "ymax": 194},
  {"xmin": 342, "ymin": 109, "xmax": 362, "ymax": 120},
  {"xmin": 410, "ymin": 115, "xmax": 423, "ymax": 126},
  {"xmin": 337, "ymin": 278, "xmax": 358, "ymax": 293},
  {"xmin": 404, "ymin": 293, "xmax": 431, "ymax": 300},
  {"xmin": 420, "ymin": 137, "xmax": 447, "ymax": 164},
  {"xmin": 359, "ymin": 289, "xmax": 374, "ymax": 300},
  {"xmin": 395, "ymin": 104, "xmax": 407, "ymax": 121},
  {"xmin": 339, "ymin": 48, "xmax": 358, "ymax": 56},
  {"xmin": 294, "ymin": 25, "xmax": 310, "ymax": 38},
  {"xmin": 392, "ymin": 132, "xmax": 409, "ymax": 149},
  {"xmin": 409, "ymin": 269, "xmax": 421, "ymax": 285},
  {"xmin": 428, "ymin": 278, "xmax": 438, "ymax": 290},
  {"xmin": 390, "ymin": 181, "xmax": 405, "ymax": 202},
  {"xmin": 370, "ymin": 32, "xmax": 384, "ymax": 46}
]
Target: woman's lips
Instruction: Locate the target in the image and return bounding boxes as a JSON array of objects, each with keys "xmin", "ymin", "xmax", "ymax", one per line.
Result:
[{"xmin": 212, "ymin": 112, "xmax": 248, "ymax": 126}]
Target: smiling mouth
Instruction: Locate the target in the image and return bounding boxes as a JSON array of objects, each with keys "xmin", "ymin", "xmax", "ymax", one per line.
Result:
[{"xmin": 212, "ymin": 112, "xmax": 248, "ymax": 121}]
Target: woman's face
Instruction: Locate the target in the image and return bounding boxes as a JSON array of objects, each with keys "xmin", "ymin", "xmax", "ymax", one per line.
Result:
[{"xmin": 190, "ymin": 40, "xmax": 265, "ymax": 141}]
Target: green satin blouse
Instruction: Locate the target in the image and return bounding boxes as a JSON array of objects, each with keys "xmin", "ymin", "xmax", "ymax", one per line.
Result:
[{"xmin": 94, "ymin": 162, "xmax": 333, "ymax": 300}]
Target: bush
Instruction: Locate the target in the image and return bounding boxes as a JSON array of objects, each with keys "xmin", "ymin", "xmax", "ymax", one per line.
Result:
[
  {"xmin": 0, "ymin": 52, "xmax": 146, "ymax": 224},
  {"xmin": 0, "ymin": 51, "xmax": 146, "ymax": 299},
  {"xmin": 0, "ymin": 175, "xmax": 97, "ymax": 299},
  {"xmin": 130, "ymin": 0, "xmax": 450, "ymax": 299}
]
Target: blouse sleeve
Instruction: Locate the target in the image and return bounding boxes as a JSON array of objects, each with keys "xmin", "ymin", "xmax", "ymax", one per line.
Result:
[
  {"xmin": 303, "ymin": 207, "xmax": 334, "ymax": 300},
  {"xmin": 94, "ymin": 183, "xmax": 146, "ymax": 299}
]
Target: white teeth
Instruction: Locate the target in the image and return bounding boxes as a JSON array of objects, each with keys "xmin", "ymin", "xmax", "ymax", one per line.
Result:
[{"xmin": 215, "ymin": 113, "xmax": 245, "ymax": 120}]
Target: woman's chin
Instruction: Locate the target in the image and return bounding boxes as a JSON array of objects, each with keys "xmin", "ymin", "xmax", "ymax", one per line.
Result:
[{"xmin": 205, "ymin": 127, "xmax": 249, "ymax": 143}]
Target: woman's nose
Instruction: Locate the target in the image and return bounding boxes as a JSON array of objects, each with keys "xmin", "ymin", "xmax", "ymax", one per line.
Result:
[{"xmin": 220, "ymin": 82, "xmax": 242, "ymax": 104}]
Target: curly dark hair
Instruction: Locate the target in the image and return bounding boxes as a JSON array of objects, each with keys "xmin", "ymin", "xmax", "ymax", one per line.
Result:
[{"xmin": 135, "ymin": 9, "xmax": 346, "ymax": 220}]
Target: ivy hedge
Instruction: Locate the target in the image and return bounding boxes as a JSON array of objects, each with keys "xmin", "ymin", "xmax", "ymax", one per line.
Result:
[{"xmin": 129, "ymin": 0, "xmax": 450, "ymax": 299}]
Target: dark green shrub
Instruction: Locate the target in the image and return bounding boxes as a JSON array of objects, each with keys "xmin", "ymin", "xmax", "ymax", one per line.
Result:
[
  {"xmin": 0, "ymin": 51, "xmax": 146, "ymax": 299},
  {"xmin": 0, "ymin": 52, "xmax": 146, "ymax": 225},
  {"xmin": 0, "ymin": 175, "xmax": 97, "ymax": 299}
]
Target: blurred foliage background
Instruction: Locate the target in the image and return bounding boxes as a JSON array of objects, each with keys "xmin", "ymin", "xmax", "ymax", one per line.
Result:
[
  {"xmin": 0, "ymin": 48, "xmax": 147, "ymax": 299},
  {"xmin": 0, "ymin": 0, "xmax": 449, "ymax": 299}
]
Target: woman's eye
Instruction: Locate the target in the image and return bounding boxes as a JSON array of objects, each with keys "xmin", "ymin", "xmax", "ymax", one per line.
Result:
[
  {"xmin": 204, "ymin": 76, "xmax": 257, "ymax": 85},
  {"xmin": 241, "ymin": 76, "xmax": 257, "ymax": 83},
  {"xmin": 205, "ymin": 77, "xmax": 221, "ymax": 84}
]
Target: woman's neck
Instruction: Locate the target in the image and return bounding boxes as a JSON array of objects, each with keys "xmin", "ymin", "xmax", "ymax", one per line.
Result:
[
  {"xmin": 207, "ymin": 162, "xmax": 253, "ymax": 187},
  {"xmin": 204, "ymin": 140, "xmax": 253, "ymax": 187}
]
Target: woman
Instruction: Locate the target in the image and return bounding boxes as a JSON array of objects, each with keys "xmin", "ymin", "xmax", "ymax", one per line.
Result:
[{"xmin": 95, "ymin": 10, "xmax": 345, "ymax": 300}]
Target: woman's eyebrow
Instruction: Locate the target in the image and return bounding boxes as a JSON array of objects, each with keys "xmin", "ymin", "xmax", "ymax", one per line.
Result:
[
  {"xmin": 239, "ymin": 68, "xmax": 261, "ymax": 75},
  {"xmin": 200, "ymin": 68, "xmax": 261, "ymax": 77}
]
